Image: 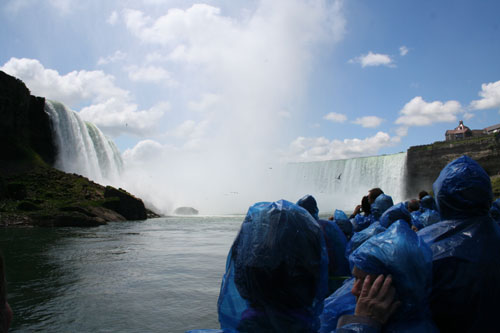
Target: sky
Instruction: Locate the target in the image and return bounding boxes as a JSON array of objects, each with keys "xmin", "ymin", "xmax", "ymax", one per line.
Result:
[{"xmin": 1, "ymin": 0, "xmax": 500, "ymax": 213}]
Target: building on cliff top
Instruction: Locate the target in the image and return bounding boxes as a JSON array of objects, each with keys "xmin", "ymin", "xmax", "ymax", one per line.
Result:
[
  {"xmin": 485, "ymin": 123, "xmax": 500, "ymax": 135},
  {"xmin": 445, "ymin": 121, "xmax": 473, "ymax": 141},
  {"xmin": 445, "ymin": 120, "xmax": 500, "ymax": 141}
]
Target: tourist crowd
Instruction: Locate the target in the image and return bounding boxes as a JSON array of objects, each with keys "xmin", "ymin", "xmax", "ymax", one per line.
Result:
[{"xmin": 188, "ymin": 155, "xmax": 500, "ymax": 333}]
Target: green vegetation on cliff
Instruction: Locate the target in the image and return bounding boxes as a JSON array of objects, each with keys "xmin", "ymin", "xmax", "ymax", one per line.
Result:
[
  {"xmin": 0, "ymin": 164, "xmax": 155, "ymax": 227},
  {"xmin": 410, "ymin": 133, "xmax": 499, "ymax": 151},
  {"xmin": 492, "ymin": 176, "xmax": 500, "ymax": 200}
]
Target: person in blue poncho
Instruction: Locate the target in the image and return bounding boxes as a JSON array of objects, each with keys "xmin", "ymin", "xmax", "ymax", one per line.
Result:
[
  {"xmin": 331, "ymin": 209, "xmax": 353, "ymax": 241},
  {"xmin": 378, "ymin": 202, "xmax": 411, "ymax": 229},
  {"xmin": 418, "ymin": 155, "xmax": 500, "ymax": 332},
  {"xmin": 351, "ymin": 190, "xmax": 393, "ymax": 232},
  {"xmin": 490, "ymin": 198, "xmax": 500, "ymax": 223},
  {"xmin": 419, "ymin": 195, "xmax": 437, "ymax": 212},
  {"xmin": 217, "ymin": 200, "xmax": 329, "ymax": 332},
  {"xmin": 297, "ymin": 195, "xmax": 351, "ymax": 296},
  {"xmin": 332, "ymin": 221, "xmax": 437, "ymax": 332}
]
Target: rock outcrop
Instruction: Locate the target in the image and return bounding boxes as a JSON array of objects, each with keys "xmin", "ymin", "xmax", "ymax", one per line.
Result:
[
  {"xmin": 0, "ymin": 166, "xmax": 152, "ymax": 227},
  {"xmin": 406, "ymin": 134, "xmax": 500, "ymax": 198},
  {"xmin": 174, "ymin": 207, "xmax": 199, "ymax": 215}
]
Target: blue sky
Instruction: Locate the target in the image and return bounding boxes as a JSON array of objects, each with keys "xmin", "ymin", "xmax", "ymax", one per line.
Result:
[
  {"xmin": 2, "ymin": 0, "xmax": 499, "ymax": 160},
  {"xmin": 1, "ymin": 0, "xmax": 500, "ymax": 212}
]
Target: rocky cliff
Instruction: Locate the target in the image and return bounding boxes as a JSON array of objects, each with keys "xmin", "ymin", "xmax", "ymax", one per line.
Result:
[
  {"xmin": 0, "ymin": 71, "xmax": 56, "ymax": 173},
  {"xmin": 405, "ymin": 134, "xmax": 500, "ymax": 198},
  {"xmin": 0, "ymin": 70, "xmax": 157, "ymax": 227}
]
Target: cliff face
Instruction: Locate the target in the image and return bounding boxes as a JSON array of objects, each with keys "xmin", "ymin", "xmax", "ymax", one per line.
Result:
[
  {"xmin": 0, "ymin": 70, "xmax": 56, "ymax": 171},
  {"xmin": 406, "ymin": 134, "xmax": 500, "ymax": 198}
]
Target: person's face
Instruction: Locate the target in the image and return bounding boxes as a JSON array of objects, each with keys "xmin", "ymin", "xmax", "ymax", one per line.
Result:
[{"xmin": 351, "ymin": 266, "xmax": 377, "ymax": 300}]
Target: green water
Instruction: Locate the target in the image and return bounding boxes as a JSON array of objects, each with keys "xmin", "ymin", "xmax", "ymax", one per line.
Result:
[{"xmin": 0, "ymin": 216, "xmax": 243, "ymax": 332}]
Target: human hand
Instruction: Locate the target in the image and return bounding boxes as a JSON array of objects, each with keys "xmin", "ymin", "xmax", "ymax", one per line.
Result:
[
  {"xmin": 354, "ymin": 274, "xmax": 401, "ymax": 325},
  {"xmin": 352, "ymin": 205, "xmax": 362, "ymax": 216}
]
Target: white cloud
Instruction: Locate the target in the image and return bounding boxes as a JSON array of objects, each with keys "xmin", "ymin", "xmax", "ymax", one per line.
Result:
[
  {"xmin": 123, "ymin": 139, "xmax": 165, "ymax": 162},
  {"xmin": 463, "ymin": 112, "xmax": 474, "ymax": 120},
  {"xmin": 107, "ymin": 11, "xmax": 119, "ymax": 25},
  {"xmin": 1, "ymin": 57, "xmax": 129, "ymax": 105},
  {"xmin": 188, "ymin": 93, "xmax": 220, "ymax": 112},
  {"xmin": 120, "ymin": 0, "xmax": 346, "ymax": 154},
  {"xmin": 395, "ymin": 96, "xmax": 462, "ymax": 126},
  {"xmin": 470, "ymin": 80, "xmax": 500, "ymax": 110},
  {"xmin": 5, "ymin": 0, "xmax": 78, "ymax": 14},
  {"xmin": 399, "ymin": 46, "xmax": 409, "ymax": 56},
  {"xmin": 324, "ymin": 112, "xmax": 347, "ymax": 123},
  {"xmin": 352, "ymin": 116, "xmax": 383, "ymax": 128},
  {"xmin": 278, "ymin": 111, "xmax": 291, "ymax": 119},
  {"xmin": 1, "ymin": 57, "xmax": 168, "ymax": 137},
  {"xmin": 165, "ymin": 119, "xmax": 209, "ymax": 150},
  {"xmin": 395, "ymin": 126, "xmax": 408, "ymax": 137},
  {"xmin": 145, "ymin": 52, "xmax": 170, "ymax": 63},
  {"xmin": 125, "ymin": 65, "xmax": 176, "ymax": 84},
  {"xmin": 97, "ymin": 50, "xmax": 126, "ymax": 65},
  {"xmin": 79, "ymin": 100, "xmax": 169, "ymax": 137},
  {"xmin": 123, "ymin": 1, "xmax": 345, "ymax": 67},
  {"xmin": 349, "ymin": 51, "xmax": 394, "ymax": 68},
  {"xmin": 285, "ymin": 131, "xmax": 394, "ymax": 162}
]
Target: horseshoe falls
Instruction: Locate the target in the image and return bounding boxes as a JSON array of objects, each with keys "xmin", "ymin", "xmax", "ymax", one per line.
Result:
[
  {"xmin": 45, "ymin": 100, "xmax": 123, "ymax": 184},
  {"xmin": 284, "ymin": 153, "xmax": 407, "ymax": 213}
]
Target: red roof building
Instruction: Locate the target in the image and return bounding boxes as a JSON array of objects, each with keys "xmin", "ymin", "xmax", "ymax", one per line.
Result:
[{"xmin": 445, "ymin": 120, "xmax": 472, "ymax": 141}]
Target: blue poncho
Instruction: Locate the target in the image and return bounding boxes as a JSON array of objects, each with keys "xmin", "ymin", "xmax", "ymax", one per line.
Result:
[
  {"xmin": 296, "ymin": 195, "xmax": 350, "ymax": 295},
  {"xmin": 419, "ymin": 195, "xmax": 437, "ymax": 212},
  {"xmin": 297, "ymin": 194, "xmax": 320, "ymax": 220},
  {"xmin": 352, "ymin": 194, "xmax": 394, "ymax": 232},
  {"xmin": 379, "ymin": 202, "xmax": 411, "ymax": 228},
  {"xmin": 334, "ymin": 209, "xmax": 353, "ymax": 240},
  {"xmin": 490, "ymin": 198, "xmax": 500, "ymax": 223},
  {"xmin": 418, "ymin": 155, "xmax": 500, "ymax": 332},
  {"xmin": 217, "ymin": 200, "xmax": 329, "ymax": 332},
  {"xmin": 321, "ymin": 221, "xmax": 437, "ymax": 333},
  {"xmin": 349, "ymin": 221, "xmax": 437, "ymax": 332}
]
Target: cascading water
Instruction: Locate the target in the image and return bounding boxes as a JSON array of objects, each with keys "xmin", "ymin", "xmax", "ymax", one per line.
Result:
[
  {"xmin": 284, "ymin": 153, "xmax": 407, "ymax": 213},
  {"xmin": 44, "ymin": 100, "xmax": 123, "ymax": 184}
]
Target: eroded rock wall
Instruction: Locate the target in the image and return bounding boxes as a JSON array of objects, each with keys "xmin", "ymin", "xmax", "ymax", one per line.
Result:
[{"xmin": 405, "ymin": 135, "xmax": 500, "ymax": 198}]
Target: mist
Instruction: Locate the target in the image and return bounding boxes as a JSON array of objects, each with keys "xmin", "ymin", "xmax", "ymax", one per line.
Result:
[{"xmin": 112, "ymin": 0, "xmax": 346, "ymax": 215}]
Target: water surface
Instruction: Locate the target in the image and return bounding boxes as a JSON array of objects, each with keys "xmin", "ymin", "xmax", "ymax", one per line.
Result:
[{"xmin": 1, "ymin": 216, "xmax": 243, "ymax": 332}]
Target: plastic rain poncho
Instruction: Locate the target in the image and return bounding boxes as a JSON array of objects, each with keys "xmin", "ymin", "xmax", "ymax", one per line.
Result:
[
  {"xmin": 345, "ymin": 222, "xmax": 386, "ymax": 260},
  {"xmin": 379, "ymin": 202, "xmax": 411, "ymax": 228},
  {"xmin": 217, "ymin": 200, "xmax": 329, "ymax": 332},
  {"xmin": 490, "ymin": 198, "xmax": 500, "ymax": 223},
  {"xmin": 319, "ymin": 278, "xmax": 356, "ymax": 333},
  {"xmin": 345, "ymin": 221, "xmax": 437, "ymax": 333},
  {"xmin": 419, "ymin": 195, "xmax": 437, "ymax": 212},
  {"xmin": 296, "ymin": 195, "xmax": 350, "ymax": 296},
  {"xmin": 418, "ymin": 155, "xmax": 500, "ymax": 332},
  {"xmin": 413, "ymin": 209, "xmax": 440, "ymax": 230},
  {"xmin": 297, "ymin": 194, "xmax": 319, "ymax": 220},
  {"xmin": 353, "ymin": 194, "xmax": 394, "ymax": 232},
  {"xmin": 334, "ymin": 209, "xmax": 353, "ymax": 240}
]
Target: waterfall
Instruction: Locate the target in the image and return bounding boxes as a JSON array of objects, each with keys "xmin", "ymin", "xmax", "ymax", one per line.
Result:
[
  {"xmin": 284, "ymin": 153, "xmax": 407, "ymax": 213},
  {"xmin": 44, "ymin": 100, "xmax": 123, "ymax": 184}
]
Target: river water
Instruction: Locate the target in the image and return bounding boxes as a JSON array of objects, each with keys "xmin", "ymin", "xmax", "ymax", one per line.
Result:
[{"xmin": 1, "ymin": 216, "xmax": 244, "ymax": 332}]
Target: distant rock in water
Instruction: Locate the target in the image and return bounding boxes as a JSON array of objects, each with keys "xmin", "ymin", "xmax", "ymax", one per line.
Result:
[{"xmin": 174, "ymin": 207, "xmax": 199, "ymax": 215}]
